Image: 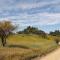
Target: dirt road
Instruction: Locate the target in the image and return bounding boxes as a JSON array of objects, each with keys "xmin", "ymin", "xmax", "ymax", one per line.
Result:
[{"xmin": 33, "ymin": 48, "xmax": 60, "ymax": 60}]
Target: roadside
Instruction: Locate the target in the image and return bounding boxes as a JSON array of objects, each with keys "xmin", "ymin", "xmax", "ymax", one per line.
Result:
[{"xmin": 32, "ymin": 47, "xmax": 60, "ymax": 60}]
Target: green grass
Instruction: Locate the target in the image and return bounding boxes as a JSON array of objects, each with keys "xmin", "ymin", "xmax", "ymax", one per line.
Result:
[
  {"xmin": 0, "ymin": 34, "xmax": 58, "ymax": 60},
  {"xmin": 7, "ymin": 34, "xmax": 57, "ymax": 48}
]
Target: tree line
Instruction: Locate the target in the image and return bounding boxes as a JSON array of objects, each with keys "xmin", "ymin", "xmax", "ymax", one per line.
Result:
[
  {"xmin": 0, "ymin": 21, "xmax": 60, "ymax": 46},
  {"xmin": 17, "ymin": 26, "xmax": 47, "ymax": 38}
]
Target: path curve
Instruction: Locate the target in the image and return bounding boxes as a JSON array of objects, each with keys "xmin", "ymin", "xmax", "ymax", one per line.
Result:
[{"xmin": 33, "ymin": 48, "xmax": 60, "ymax": 60}]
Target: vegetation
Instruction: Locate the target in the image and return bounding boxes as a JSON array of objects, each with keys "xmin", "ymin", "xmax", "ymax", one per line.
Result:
[
  {"xmin": 0, "ymin": 21, "xmax": 16, "ymax": 46},
  {"xmin": 18, "ymin": 26, "xmax": 47, "ymax": 38},
  {"xmin": 0, "ymin": 34, "xmax": 58, "ymax": 60},
  {"xmin": 49, "ymin": 30, "xmax": 60, "ymax": 36},
  {"xmin": 0, "ymin": 21, "xmax": 59, "ymax": 60}
]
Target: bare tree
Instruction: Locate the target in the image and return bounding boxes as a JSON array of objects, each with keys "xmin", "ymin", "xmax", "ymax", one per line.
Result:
[{"xmin": 0, "ymin": 21, "xmax": 16, "ymax": 46}]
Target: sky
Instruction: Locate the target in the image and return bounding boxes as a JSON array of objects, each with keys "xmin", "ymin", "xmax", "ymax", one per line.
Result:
[{"xmin": 0, "ymin": 0, "xmax": 60, "ymax": 33}]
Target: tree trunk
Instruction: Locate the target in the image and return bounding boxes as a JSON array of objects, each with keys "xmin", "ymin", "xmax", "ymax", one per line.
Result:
[{"xmin": 1, "ymin": 37, "xmax": 6, "ymax": 47}]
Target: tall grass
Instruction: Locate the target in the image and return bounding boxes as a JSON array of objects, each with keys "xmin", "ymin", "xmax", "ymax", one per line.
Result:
[{"xmin": 0, "ymin": 34, "xmax": 58, "ymax": 60}]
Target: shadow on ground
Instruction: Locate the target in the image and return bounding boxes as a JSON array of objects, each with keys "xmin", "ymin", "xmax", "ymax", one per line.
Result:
[{"xmin": 7, "ymin": 45, "xmax": 30, "ymax": 49}]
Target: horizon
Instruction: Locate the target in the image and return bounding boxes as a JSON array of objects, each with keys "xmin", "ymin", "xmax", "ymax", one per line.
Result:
[{"xmin": 0, "ymin": 0, "xmax": 60, "ymax": 33}]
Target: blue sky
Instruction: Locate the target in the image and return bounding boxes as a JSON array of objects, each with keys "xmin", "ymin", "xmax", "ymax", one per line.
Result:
[{"xmin": 0, "ymin": 0, "xmax": 60, "ymax": 33}]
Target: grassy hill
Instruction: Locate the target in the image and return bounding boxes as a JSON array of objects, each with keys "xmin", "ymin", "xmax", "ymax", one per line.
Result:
[{"xmin": 0, "ymin": 34, "xmax": 58, "ymax": 60}]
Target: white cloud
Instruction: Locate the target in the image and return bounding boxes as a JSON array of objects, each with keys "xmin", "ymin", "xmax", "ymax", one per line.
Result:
[
  {"xmin": 0, "ymin": 0, "xmax": 60, "ymax": 32},
  {"xmin": 16, "ymin": 2, "xmax": 48, "ymax": 9},
  {"xmin": 0, "ymin": 13, "xmax": 60, "ymax": 26},
  {"xmin": 15, "ymin": 1, "xmax": 60, "ymax": 9},
  {"xmin": 0, "ymin": 0, "xmax": 60, "ymax": 18},
  {"xmin": 0, "ymin": 0, "xmax": 60, "ymax": 26},
  {"xmin": 0, "ymin": 0, "xmax": 60, "ymax": 10}
]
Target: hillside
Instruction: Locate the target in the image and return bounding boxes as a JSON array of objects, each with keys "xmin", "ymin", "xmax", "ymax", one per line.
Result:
[{"xmin": 0, "ymin": 34, "xmax": 58, "ymax": 60}]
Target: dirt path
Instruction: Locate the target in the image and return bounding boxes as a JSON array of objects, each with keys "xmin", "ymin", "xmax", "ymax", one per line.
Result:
[{"xmin": 33, "ymin": 48, "xmax": 60, "ymax": 60}]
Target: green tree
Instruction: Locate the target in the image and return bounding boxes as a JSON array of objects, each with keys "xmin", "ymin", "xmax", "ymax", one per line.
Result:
[
  {"xmin": 49, "ymin": 30, "xmax": 60, "ymax": 36},
  {"xmin": 23, "ymin": 26, "xmax": 38, "ymax": 34},
  {"xmin": 21, "ymin": 26, "xmax": 47, "ymax": 38},
  {"xmin": 0, "ymin": 21, "xmax": 16, "ymax": 46}
]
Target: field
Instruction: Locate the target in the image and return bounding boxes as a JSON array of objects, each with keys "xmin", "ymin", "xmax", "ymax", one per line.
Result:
[{"xmin": 0, "ymin": 34, "xmax": 58, "ymax": 60}]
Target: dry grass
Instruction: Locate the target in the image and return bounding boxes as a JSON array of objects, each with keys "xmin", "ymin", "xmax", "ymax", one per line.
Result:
[{"xmin": 0, "ymin": 34, "xmax": 58, "ymax": 60}]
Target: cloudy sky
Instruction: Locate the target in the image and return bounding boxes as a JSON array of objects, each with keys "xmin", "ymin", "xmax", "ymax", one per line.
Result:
[{"xmin": 0, "ymin": 0, "xmax": 60, "ymax": 33}]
